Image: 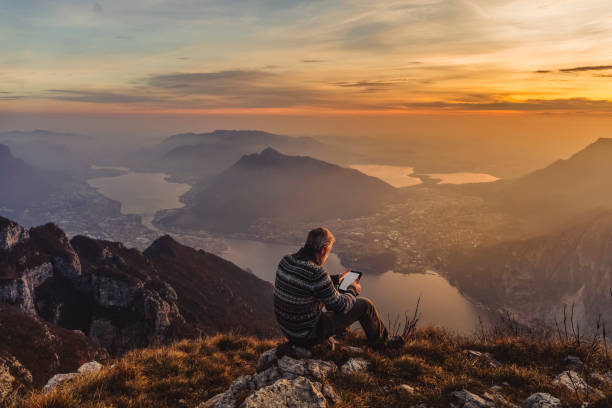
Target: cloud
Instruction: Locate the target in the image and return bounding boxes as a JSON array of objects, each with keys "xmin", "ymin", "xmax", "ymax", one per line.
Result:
[
  {"xmin": 400, "ymin": 98, "xmax": 612, "ymax": 112},
  {"xmin": 147, "ymin": 70, "xmax": 273, "ymax": 93},
  {"xmin": 333, "ymin": 80, "xmax": 394, "ymax": 92},
  {"xmin": 560, "ymin": 65, "xmax": 612, "ymax": 72},
  {"xmin": 45, "ymin": 89, "xmax": 158, "ymax": 104},
  {"xmin": 92, "ymin": 2, "xmax": 103, "ymax": 14},
  {"xmin": 301, "ymin": 59, "xmax": 326, "ymax": 63}
]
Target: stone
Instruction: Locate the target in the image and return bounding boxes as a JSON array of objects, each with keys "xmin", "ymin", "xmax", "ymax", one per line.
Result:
[
  {"xmin": 398, "ymin": 384, "xmax": 416, "ymax": 394},
  {"xmin": 277, "ymin": 356, "xmax": 337, "ymax": 381},
  {"xmin": 563, "ymin": 355, "xmax": 584, "ymax": 370},
  {"xmin": 78, "ymin": 361, "xmax": 103, "ymax": 374},
  {"xmin": 342, "ymin": 346, "xmax": 364, "ymax": 353},
  {"xmin": 449, "ymin": 390, "xmax": 495, "ymax": 408},
  {"xmin": 213, "ymin": 375, "xmax": 253, "ymax": 408},
  {"xmin": 466, "ymin": 350, "xmax": 502, "ymax": 368},
  {"xmin": 196, "ymin": 393, "xmax": 224, "ymax": 408},
  {"xmin": 521, "ymin": 393, "xmax": 562, "ymax": 408},
  {"xmin": 241, "ymin": 376, "xmax": 326, "ymax": 408},
  {"xmin": 321, "ymin": 384, "xmax": 341, "ymax": 404},
  {"xmin": 252, "ymin": 366, "xmax": 282, "ymax": 389},
  {"xmin": 0, "ymin": 220, "xmax": 29, "ymax": 251},
  {"xmin": 43, "ymin": 372, "xmax": 80, "ymax": 393},
  {"xmin": 256, "ymin": 348, "xmax": 278, "ymax": 372},
  {"xmin": 552, "ymin": 370, "xmax": 601, "ymax": 396},
  {"xmin": 292, "ymin": 345, "xmax": 313, "ymax": 359},
  {"xmin": 340, "ymin": 357, "xmax": 371, "ymax": 375}
]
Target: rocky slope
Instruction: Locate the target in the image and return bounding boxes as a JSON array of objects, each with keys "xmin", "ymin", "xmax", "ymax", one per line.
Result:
[
  {"xmin": 0, "ymin": 216, "xmax": 277, "ymax": 356},
  {"xmin": 448, "ymin": 209, "xmax": 612, "ymax": 328},
  {"xmin": 160, "ymin": 147, "xmax": 398, "ymax": 233},
  {"xmin": 0, "ymin": 304, "xmax": 106, "ymax": 404}
]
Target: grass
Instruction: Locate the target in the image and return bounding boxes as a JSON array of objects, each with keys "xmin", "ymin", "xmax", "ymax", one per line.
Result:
[{"xmin": 9, "ymin": 327, "xmax": 612, "ymax": 408}]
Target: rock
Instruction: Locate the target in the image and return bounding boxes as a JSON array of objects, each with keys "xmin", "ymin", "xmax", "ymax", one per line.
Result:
[
  {"xmin": 603, "ymin": 371, "xmax": 612, "ymax": 384},
  {"xmin": 197, "ymin": 393, "xmax": 224, "ymax": 408},
  {"xmin": 0, "ymin": 219, "xmax": 29, "ymax": 251},
  {"xmin": 277, "ymin": 356, "xmax": 337, "ymax": 381},
  {"xmin": 552, "ymin": 370, "xmax": 601, "ymax": 396},
  {"xmin": 78, "ymin": 361, "xmax": 102, "ymax": 374},
  {"xmin": 213, "ymin": 375, "xmax": 253, "ymax": 408},
  {"xmin": 563, "ymin": 355, "xmax": 584, "ymax": 370},
  {"xmin": 340, "ymin": 357, "xmax": 371, "ymax": 375},
  {"xmin": 466, "ymin": 350, "xmax": 502, "ymax": 368},
  {"xmin": 398, "ymin": 384, "xmax": 416, "ymax": 394},
  {"xmin": 321, "ymin": 384, "xmax": 341, "ymax": 404},
  {"xmin": 292, "ymin": 345, "xmax": 313, "ymax": 359},
  {"xmin": 450, "ymin": 390, "xmax": 495, "ymax": 408},
  {"xmin": 342, "ymin": 346, "xmax": 364, "ymax": 353},
  {"xmin": 241, "ymin": 376, "xmax": 326, "ymax": 408},
  {"xmin": 521, "ymin": 393, "xmax": 562, "ymax": 408},
  {"xmin": 252, "ymin": 366, "xmax": 282, "ymax": 389},
  {"xmin": 0, "ymin": 354, "xmax": 33, "ymax": 404},
  {"xmin": 256, "ymin": 348, "xmax": 278, "ymax": 373},
  {"xmin": 43, "ymin": 372, "xmax": 80, "ymax": 393}
]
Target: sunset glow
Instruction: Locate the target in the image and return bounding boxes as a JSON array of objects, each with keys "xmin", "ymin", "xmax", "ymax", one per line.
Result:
[{"xmin": 2, "ymin": 0, "xmax": 612, "ymax": 117}]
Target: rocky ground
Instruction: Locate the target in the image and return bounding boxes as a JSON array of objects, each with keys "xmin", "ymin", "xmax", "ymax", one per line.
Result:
[{"xmin": 7, "ymin": 327, "xmax": 612, "ymax": 408}]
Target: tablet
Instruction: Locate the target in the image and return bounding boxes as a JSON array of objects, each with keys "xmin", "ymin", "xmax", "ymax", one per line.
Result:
[{"xmin": 339, "ymin": 270, "xmax": 362, "ymax": 292}]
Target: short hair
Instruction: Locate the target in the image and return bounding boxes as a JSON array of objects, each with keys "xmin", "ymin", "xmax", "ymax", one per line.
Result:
[{"xmin": 304, "ymin": 227, "xmax": 335, "ymax": 252}]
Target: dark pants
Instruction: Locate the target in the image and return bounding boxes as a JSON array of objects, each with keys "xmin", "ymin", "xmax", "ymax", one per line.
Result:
[{"xmin": 313, "ymin": 297, "xmax": 388, "ymax": 346}]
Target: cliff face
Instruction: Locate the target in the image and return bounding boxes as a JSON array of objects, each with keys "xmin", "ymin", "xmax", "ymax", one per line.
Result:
[
  {"xmin": 0, "ymin": 216, "xmax": 189, "ymax": 355},
  {"xmin": 448, "ymin": 210, "xmax": 612, "ymax": 327}
]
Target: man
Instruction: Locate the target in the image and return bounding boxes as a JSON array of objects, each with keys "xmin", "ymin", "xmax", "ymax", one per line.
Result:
[{"xmin": 274, "ymin": 227, "xmax": 402, "ymax": 349}]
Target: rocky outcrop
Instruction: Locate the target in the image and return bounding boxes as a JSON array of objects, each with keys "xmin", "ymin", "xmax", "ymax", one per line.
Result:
[
  {"xmin": 43, "ymin": 361, "xmax": 103, "ymax": 393},
  {"xmin": 0, "ymin": 217, "xmax": 187, "ymax": 355},
  {"xmin": 450, "ymin": 389, "xmax": 496, "ymax": 408},
  {"xmin": 521, "ymin": 393, "xmax": 562, "ymax": 408},
  {"xmin": 198, "ymin": 348, "xmax": 349, "ymax": 408}
]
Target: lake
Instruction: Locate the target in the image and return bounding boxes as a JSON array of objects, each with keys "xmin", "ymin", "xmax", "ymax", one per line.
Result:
[
  {"xmin": 88, "ymin": 168, "xmax": 489, "ymax": 334},
  {"xmin": 351, "ymin": 164, "xmax": 499, "ymax": 187}
]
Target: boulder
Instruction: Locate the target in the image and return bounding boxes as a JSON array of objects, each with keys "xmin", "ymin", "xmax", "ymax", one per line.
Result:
[
  {"xmin": 277, "ymin": 356, "xmax": 337, "ymax": 381},
  {"xmin": 43, "ymin": 361, "xmax": 103, "ymax": 393},
  {"xmin": 398, "ymin": 384, "xmax": 416, "ymax": 395},
  {"xmin": 340, "ymin": 357, "xmax": 371, "ymax": 375},
  {"xmin": 521, "ymin": 393, "xmax": 562, "ymax": 408},
  {"xmin": 241, "ymin": 376, "xmax": 326, "ymax": 408},
  {"xmin": 552, "ymin": 371, "xmax": 600, "ymax": 396},
  {"xmin": 256, "ymin": 348, "xmax": 278, "ymax": 372},
  {"xmin": 466, "ymin": 350, "xmax": 502, "ymax": 368},
  {"xmin": 449, "ymin": 390, "xmax": 495, "ymax": 408}
]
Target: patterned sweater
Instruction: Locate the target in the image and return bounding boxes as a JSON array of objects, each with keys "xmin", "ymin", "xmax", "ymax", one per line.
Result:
[{"xmin": 274, "ymin": 250, "xmax": 357, "ymax": 344}]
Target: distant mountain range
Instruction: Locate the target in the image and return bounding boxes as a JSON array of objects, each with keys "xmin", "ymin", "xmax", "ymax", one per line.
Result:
[
  {"xmin": 159, "ymin": 147, "xmax": 398, "ymax": 233},
  {"xmin": 0, "ymin": 144, "xmax": 67, "ymax": 208},
  {"xmin": 0, "ymin": 216, "xmax": 278, "ymax": 356},
  {"xmin": 475, "ymin": 137, "xmax": 612, "ymax": 231}
]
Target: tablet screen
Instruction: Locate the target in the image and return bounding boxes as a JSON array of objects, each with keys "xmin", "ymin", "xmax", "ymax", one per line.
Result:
[{"xmin": 339, "ymin": 271, "xmax": 360, "ymax": 291}]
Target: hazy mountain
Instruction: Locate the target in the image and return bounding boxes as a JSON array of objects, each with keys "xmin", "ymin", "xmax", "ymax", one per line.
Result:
[
  {"xmin": 448, "ymin": 209, "xmax": 612, "ymax": 328},
  {"xmin": 0, "ymin": 216, "xmax": 277, "ymax": 356},
  {"xmin": 160, "ymin": 147, "xmax": 398, "ymax": 233},
  {"xmin": 468, "ymin": 138, "xmax": 612, "ymax": 231},
  {"xmin": 0, "ymin": 144, "xmax": 68, "ymax": 208},
  {"xmin": 129, "ymin": 129, "xmax": 365, "ymax": 184}
]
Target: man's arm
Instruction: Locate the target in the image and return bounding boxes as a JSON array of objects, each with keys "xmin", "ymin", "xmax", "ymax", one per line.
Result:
[{"xmin": 313, "ymin": 271, "xmax": 356, "ymax": 314}]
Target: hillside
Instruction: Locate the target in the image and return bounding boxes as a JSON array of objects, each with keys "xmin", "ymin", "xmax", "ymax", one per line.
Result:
[
  {"xmin": 0, "ymin": 216, "xmax": 278, "ymax": 356},
  {"xmin": 159, "ymin": 147, "xmax": 398, "ymax": 233},
  {"xmin": 447, "ymin": 209, "xmax": 612, "ymax": 329},
  {"xmin": 8, "ymin": 327, "xmax": 612, "ymax": 408},
  {"xmin": 476, "ymin": 138, "xmax": 612, "ymax": 230}
]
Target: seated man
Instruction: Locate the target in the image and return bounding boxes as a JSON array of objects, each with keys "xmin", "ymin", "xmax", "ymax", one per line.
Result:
[{"xmin": 274, "ymin": 227, "xmax": 402, "ymax": 349}]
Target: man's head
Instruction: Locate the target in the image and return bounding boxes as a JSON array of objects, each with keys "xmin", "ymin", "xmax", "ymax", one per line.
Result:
[{"xmin": 304, "ymin": 227, "xmax": 335, "ymax": 265}]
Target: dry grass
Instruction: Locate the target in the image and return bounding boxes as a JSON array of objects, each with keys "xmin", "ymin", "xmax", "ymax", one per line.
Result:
[{"xmin": 11, "ymin": 327, "xmax": 612, "ymax": 408}]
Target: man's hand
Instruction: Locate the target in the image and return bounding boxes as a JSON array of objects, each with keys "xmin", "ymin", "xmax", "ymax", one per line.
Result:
[
  {"xmin": 338, "ymin": 268, "xmax": 351, "ymax": 284},
  {"xmin": 349, "ymin": 281, "xmax": 362, "ymax": 296}
]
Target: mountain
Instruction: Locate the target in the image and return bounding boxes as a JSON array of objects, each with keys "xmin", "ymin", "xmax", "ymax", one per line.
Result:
[
  {"xmin": 448, "ymin": 209, "xmax": 612, "ymax": 328},
  {"xmin": 130, "ymin": 129, "xmax": 364, "ymax": 184},
  {"xmin": 0, "ymin": 144, "xmax": 68, "ymax": 208},
  {"xmin": 476, "ymin": 138, "xmax": 612, "ymax": 229},
  {"xmin": 144, "ymin": 236, "xmax": 277, "ymax": 337},
  {"xmin": 159, "ymin": 147, "xmax": 398, "ymax": 233},
  {"xmin": 0, "ymin": 216, "xmax": 278, "ymax": 356}
]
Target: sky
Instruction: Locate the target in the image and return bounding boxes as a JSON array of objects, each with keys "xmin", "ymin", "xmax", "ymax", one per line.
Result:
[{"xmin": 1, "ymin": 0, "xmax": 612, "ymax": 136}]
